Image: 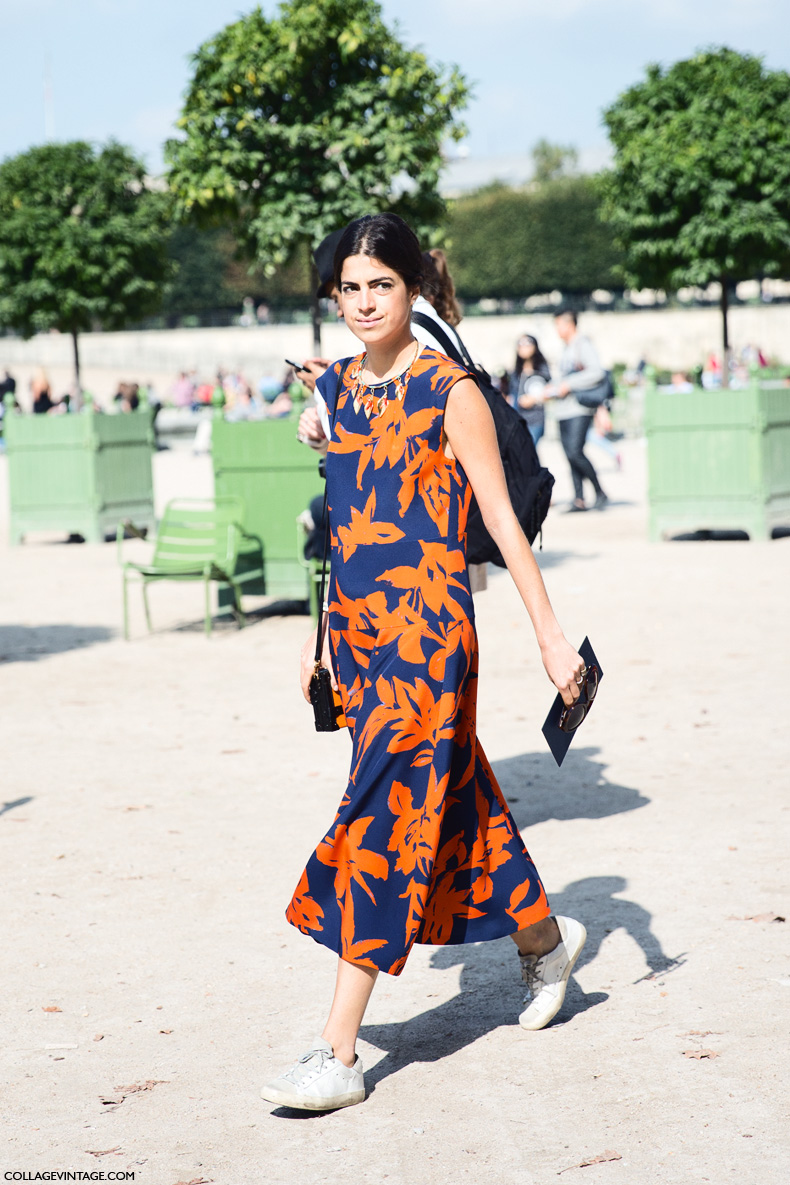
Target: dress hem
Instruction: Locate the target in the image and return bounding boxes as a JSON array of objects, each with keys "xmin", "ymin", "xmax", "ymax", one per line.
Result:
[{"xmin": 286, "ymin": 897, "xmax": 552, "ymax": 978}]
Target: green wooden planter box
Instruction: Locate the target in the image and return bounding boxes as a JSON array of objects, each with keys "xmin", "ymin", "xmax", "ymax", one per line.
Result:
[
  {"xmin": 212, "ymin": 415, "xmax": 325, "ymax": 602},
  {"xmin": 4, "ymin": 400, "xmax": 156, "ymax": 544},
  {"xmin": 645, "ymin": 381, "xmax": 790, "ymax": 541}
]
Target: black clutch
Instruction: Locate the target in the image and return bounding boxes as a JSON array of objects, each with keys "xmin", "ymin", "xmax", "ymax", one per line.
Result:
[{"xmin": 309, "ymin": 663, "xmax": 344, "ymax": 732}]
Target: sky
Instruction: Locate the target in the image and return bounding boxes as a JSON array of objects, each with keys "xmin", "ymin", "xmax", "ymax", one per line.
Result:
[{"xmin": 2, "ymin": 0, "xmax": 789, "ymax": 178}]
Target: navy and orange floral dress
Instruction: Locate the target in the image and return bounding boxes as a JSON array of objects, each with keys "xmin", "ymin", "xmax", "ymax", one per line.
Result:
[{"xmin": 286, "ymin": 347, "xmax": 550, "ymax": 976}]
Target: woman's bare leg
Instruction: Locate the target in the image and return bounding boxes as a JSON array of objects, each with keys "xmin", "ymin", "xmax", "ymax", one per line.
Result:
[
  {"xmin": 511, "ymin": 915, "xmax": 560, "ymax": 958},
  {"xmin": 322, "ymin": 958, "xmax": 379, "ymax": 1067}
]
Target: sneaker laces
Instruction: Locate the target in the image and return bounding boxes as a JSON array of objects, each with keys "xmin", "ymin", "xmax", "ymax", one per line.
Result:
[
  {"xmin": 519, "ymin": 952, "xmax": 547, "ymax": 1000},
  {"xmin": 282, "ymin": 1046, "xmax": 334, "ymax": 1087}
]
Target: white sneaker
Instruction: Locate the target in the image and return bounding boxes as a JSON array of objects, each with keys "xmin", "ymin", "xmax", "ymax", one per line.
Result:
[
  {"xmin": 260, "ymin": 1037, "xmax": 365, "ymax": 1111},
  {"xmin": 518, "ymin": 915, "xmax": 587, "ymax": 1030}
]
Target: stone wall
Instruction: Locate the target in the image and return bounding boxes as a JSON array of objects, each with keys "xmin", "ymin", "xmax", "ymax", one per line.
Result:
[{"xmin": 2, "ymin": 303, "xmax": 789, "ymax": 409}]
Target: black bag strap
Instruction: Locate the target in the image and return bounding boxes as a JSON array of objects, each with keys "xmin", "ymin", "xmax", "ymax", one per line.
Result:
[
  {"xmin": 410, "ymin": 310, "xmax": 467, "ymax": 370},
  {"xmin": 411, "ymin": 309, "xmax": 497, "ymax": 390},
  {"xmin": 313, "ymin": 479, "xmax": 331, "ymax": 664},
  {"xmin": 313, "ymin": 374, "xmax": 341, "ymax": 665}
]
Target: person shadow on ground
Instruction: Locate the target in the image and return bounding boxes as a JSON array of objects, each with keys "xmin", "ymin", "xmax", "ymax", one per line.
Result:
[
  {"xmin": 359, "ymin": 871, "xmax": 683, "ymax": 1096},
  {"xmin": 355, "ymin": 747, "xmax": 680, "ymax": 1094}
]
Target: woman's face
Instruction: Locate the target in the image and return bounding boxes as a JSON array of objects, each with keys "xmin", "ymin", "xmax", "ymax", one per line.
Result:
[
  {"xmin": 517, "ymin": 337, "xmax": 536, "ymax": 361},
  {"xmin": 338, "ymin": 254, "xmax": 416, "ymax": 347}
]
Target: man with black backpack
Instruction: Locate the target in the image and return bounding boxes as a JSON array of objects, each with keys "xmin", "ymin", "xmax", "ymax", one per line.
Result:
[{"xmin": 543, "ymin": 310, "xmax": 609, "ymax": 513}]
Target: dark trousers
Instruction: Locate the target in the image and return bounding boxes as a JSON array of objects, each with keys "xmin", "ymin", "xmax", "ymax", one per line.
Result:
[{"xmin": 559, "ymin": 414, "xmax": 604, "ymax": 502}]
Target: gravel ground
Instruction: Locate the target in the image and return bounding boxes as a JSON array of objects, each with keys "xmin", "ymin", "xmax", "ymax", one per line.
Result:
[{"xmin": 1, "ymin": 437, "xmax": 788, "ymax": 1185}]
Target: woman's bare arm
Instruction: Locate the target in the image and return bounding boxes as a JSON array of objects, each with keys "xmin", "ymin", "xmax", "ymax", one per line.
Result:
[{"xmin": 444, "ymin": 377, "xmax": 584, "ymax": 706}]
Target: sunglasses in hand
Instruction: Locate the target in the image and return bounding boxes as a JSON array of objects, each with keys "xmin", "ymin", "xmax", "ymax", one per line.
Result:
[{"xmin": 558, "ymin": 665, "xmax": 599, "ymax": 733}]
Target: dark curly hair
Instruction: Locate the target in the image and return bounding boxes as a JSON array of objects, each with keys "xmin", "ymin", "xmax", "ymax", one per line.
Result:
[
  {"xmin": 422, "ymin": 249, "xmax": 462, "ymax": 327},
  {"xmin": 333, "ymin": 212, "xmax": 424, "ymax": 293}
]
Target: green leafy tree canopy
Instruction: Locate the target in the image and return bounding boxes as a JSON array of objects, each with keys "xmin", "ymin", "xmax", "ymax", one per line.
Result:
[
  {"xmin": 446, "ymin": 175, "xmax": 619, "ymax": 303},
  {"xmin": 0, "ymin": 140, "xmax": 172, "ymax": 393},
  {"xmin": 531, "ymin": 138, "xmax": 578, "ymax": 184},
  {"xmin": 601, "ymin": 47, "xmax": 790, "ymax": 373},
  {"xmin": 165, "ymin": 0, "xmax": 469, "ymax": 344}
]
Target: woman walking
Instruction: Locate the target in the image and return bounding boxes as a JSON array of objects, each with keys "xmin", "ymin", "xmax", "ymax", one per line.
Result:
[
  {"xmin": 512, "ymin": 334, "xmax": 551, "ymax": 447},
  {"xmin": 262, "ymin": 214, "xmax": 587, "ymax": 1112}
]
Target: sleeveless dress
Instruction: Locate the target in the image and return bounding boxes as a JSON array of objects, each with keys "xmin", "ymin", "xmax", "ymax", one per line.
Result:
[{"xmin": 286, "ymin": 348, "xmax": 550, "ymax": 976}]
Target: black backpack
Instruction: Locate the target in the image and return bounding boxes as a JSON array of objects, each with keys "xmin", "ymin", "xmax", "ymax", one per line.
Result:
[{"xmin": 411, "ymin": 311, "xmax": 554, "ymax": 565}]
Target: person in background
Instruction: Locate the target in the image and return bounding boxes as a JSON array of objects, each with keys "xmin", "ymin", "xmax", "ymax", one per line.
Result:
[
  {"xmin": 666, "ymin": 372, "xmax": 695, "ymax": 394},
  {"xmin": 544, "ymin": 310, "xmax": 608, "ymax": 512},
  {"xmin": 0, "ymin": 369, "xmax": 17, "ymax": 406},
  {"xmin": 292, "ymin": 227, "xmax": 347, "ymax": 448},
  {"xmin": 512, "ymin": 334, "xmax": 551, "ymax": 447},
  {"xmin": 172, "ymin": 371, "xmax": 195, "ymax": 408},
  {"xmin": 31, "ymin": 369, "xmax": 55, "ymax": 415},
  {"xmin": 409, "ymin": 247, "xmax": 467, "ymax": 357},
  {"xmin": 701, "ymin": 353, "xmax": 722, "ymax": 390},
  {"xmin": 114, "ymin": 382, "xmax": 140, "ymax": 413},
  {"xmin": 586, "ymin": 404, "xmax": 622, "ymax": 470},
  {"xmin": 225, "ymin": 383, "xmax": 256, "ymax": 422}
]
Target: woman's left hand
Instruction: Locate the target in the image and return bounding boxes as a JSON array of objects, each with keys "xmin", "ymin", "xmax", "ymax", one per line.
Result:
[
  {"xmin": 300, "ymin": 627, "xmax": 339, "ymax": 702},
  {"xmin": 540, "ymin": 635, "xmax": 586, "ymax": 707}
]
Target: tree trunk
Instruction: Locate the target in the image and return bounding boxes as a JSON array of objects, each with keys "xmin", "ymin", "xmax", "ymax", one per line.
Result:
[
  {"xmin": 71, "ymin": 329, "xmax": 83, "ymax": 410},
  {"xmin": 310, "ymin": 260, "xmax": 322, "ymax": 355},
  {"xmin": 720, "ymin": 278, "xmax": 730, "ymax": 389}
]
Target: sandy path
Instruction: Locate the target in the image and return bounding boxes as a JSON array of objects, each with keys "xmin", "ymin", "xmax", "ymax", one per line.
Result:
[{"xmin": 1, "ymin": 439, "xmax": 788, "ymax": 1184}]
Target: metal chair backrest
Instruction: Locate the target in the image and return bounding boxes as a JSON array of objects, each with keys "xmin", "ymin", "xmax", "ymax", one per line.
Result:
[{"xmin": 151, "ymin": 498, "xmax": 244, "ymax": 573}]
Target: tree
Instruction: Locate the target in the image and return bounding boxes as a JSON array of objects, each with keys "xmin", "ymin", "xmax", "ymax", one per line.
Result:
[
  {"xmin": 0, "ymin": 141, "xmax": 172, "ymax": 399},
  {"xmin": 531, "ymin": 138, "xmax": 578, "ymax": 184},
  {"xmin": 601, "ymin": 47, "xmax": 790, "ymax": 383},
  {"xmin": 445, "ymin": 176, "xmax": 620, "ymax": 302},
  {"xmin": 162, "ymin": 226, "xmax": 235, "ymax": 317},
  {"xmin": 165, "ymin": 0, "xmax": 469, "ymax": 349}
]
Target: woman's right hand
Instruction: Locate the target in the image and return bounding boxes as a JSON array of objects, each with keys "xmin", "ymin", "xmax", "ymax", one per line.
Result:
[
  {"xmin": 297, "ymin": 405, "xmax": 328, "ymax": 450},
  {"xmin": 300, "ymin": 628, "xmax": 338, "ymax": 702}
]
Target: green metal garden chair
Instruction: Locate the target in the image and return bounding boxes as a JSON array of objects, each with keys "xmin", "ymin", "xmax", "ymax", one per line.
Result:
[{"xmin": 118, "ymin": 497, "xmax": 263, "ymax": 639}]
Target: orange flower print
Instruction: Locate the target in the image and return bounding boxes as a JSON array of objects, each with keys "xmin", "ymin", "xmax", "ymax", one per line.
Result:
[
  {"xmin": 377, "ymin": 541, "xmax": 468, "ymax": 619},
  {"xmin": 336, "ymin": 488, "xmax": 405, "ymax": 561},
  {"xmin": 317, "ymin": 816, "xmax": 389, "ymax": 906},
  {"xmin": 317, "ymin": 817, "xmax": 390, "ymax": 969},
  {"xmin": 352, "ymin": 675, "xmax": 458, "ymax": 777},
  {"xmin": 285, "ymin": 349, "xmax": 550, "ymax": 977},
  {"xmin": 387, "ymin": 767, "xmax": 449, "ymax": 878},
  {"xmin": 286, "ymin": 870, "xmax": 324, "ymax": 933},
  {"xmin": 419, "ymin": 876, "xmax": 486, "ymax": 946}
]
